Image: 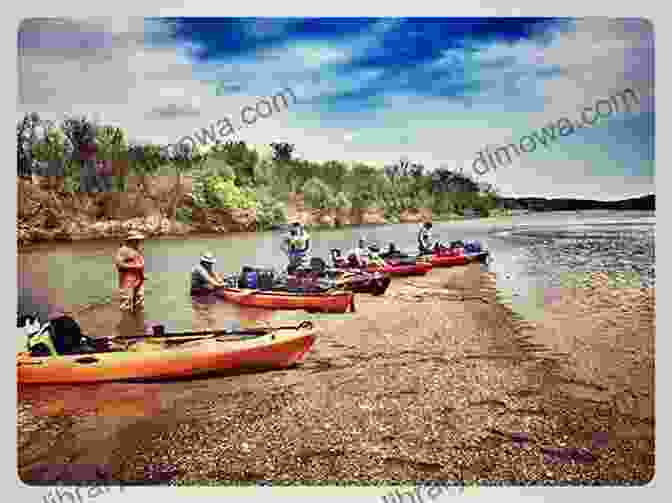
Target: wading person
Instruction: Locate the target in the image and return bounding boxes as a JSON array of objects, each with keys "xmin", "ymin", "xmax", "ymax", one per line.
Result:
[
  {"xmin": 282, "ymin": 222, "xmax": 312, "ymax": 273},
  {"xmin": 417, "ymin": 222, "xmax": 435, "ymax": 255},
  {"xmin": 190, "ymin": 252, "xmax": 237, "ymax": 331},
  {"xmin": 190, "ymin": 252, "xmax": 225, "ymax": 294},
  {"xmin": 114, "ymin": 231, "xmax": 146, "ymax": 335}
]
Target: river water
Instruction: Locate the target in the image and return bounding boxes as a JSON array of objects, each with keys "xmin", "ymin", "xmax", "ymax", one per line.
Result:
[{"xmin": 17, "ymin": 210, "xmax": 655, "ymax": 338}]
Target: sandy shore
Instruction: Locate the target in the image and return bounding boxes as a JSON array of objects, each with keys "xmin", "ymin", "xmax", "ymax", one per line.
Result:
[{"xmin": 18, "ymin": 264, "xmax": 654, "ymax": 484}]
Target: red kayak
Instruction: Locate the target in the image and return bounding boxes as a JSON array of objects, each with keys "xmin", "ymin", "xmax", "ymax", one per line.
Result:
[
  {"xmin": 367, "ymin": 260, "xmax": 433, "ymax": 276},
  {"xmin": 418, "ymin": 248, "xmax": 489, "ymax": 267},
  {"xmin": 419, "ymin": 252, "xmax": 469, "ymax": 267},
  {"xmin": 331, "ymin": 249, "xmax": 432, "ymax": 277}
]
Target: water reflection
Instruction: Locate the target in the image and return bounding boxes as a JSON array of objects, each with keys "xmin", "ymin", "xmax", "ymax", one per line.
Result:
[{"xmin": 189, "ymin": 291, "xmax": 275, "ymax": 331}]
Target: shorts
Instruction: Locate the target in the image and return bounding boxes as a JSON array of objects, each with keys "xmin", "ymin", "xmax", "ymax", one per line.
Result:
[{"xmin": 119, "ymin": 284, "xmax": 144, "ymax": 312}]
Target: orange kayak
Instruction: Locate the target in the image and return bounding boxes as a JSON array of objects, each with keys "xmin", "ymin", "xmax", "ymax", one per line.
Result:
[
  {"xmin": 17, "ymin": 328, "xmax": 316, "ymax": 385},
  {"xmin": 211, "ymin": 287, "xmax": 355, "ymax": 313}
]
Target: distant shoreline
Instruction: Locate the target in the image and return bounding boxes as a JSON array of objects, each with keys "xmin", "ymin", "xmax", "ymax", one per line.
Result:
[{"xmin": 495, "ymin": 194, "xmax": 654, "ymax": 212}]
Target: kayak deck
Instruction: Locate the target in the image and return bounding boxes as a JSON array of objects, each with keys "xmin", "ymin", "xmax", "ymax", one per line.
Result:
[
  {"xmin": 366, "ymin": 261, "xmax": 433, "ymax": 276},
  {"xmin": 212, "ymin": 287, "xmax": 354, "ymax": 313},
  {"xmin": 17, "ymin": 328, "xmax": 317, "ymax": 385}
]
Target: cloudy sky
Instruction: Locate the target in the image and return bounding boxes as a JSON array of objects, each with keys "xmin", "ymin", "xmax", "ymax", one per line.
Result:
[{"xmin": 17, "ymin": 17, "xmax": 654, "ymax": 199}]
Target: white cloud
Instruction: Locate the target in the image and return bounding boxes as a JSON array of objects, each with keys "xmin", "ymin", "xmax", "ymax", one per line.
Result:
[{"xmin": 17, "ymin": 18, "xmax": 653, "ymax": 199}]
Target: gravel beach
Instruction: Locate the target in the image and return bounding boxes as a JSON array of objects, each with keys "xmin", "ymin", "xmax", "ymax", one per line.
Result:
[{"xmin": 18, "ymin": 263, "xmax": 654, "ymax": 485}]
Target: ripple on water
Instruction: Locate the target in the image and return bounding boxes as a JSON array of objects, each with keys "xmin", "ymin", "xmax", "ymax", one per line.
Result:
[{"xmin": 502, "ymin": 224, "xmax": 654, "ymax": 290}]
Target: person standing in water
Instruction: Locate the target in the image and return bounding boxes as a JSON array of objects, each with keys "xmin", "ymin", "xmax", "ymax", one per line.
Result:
[
  {"xmin": 417, "ymin": 222, "xmax": 435, "ymax": 255},
  {"xmin": 114, "ymin": 231, "xmax": 146, "ymax": 334},
  {"xmin": 190, "ymin": 251, "xmax": 228, "ymax": 331},
  {"xmin": 282, "ymin": 222, "xmax": 312, "ymax": 272},
  {"xmin": 190, "ymin": 252, "xmax": 225, "ymax": 294}
]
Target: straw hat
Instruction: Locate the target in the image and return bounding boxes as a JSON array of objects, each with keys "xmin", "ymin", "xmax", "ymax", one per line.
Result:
[{"xmin": 200, "ymin": 251, "xmax": 216, "ymax": 264}]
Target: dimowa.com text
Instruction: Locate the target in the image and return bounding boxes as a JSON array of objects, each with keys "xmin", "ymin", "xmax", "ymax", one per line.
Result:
[
  {"xmin": 164, "ymin": 86, "xmax": 297, "ymax": 153},
  {"xmin": 472, "ymin": 87, "xmax": 641, "ymax": 176}
]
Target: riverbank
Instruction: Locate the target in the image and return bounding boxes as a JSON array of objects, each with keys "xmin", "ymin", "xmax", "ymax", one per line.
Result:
[
  {"xmin": 18, "ymin": 264, "xmax": 654, "ymax": 484},
  {"xmin": 16, "ymin": 178, "xmax": 511, "ymax": 248}
]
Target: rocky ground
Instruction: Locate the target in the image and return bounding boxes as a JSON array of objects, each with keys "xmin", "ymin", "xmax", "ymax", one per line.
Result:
[{"xmin": 18, "ymin": 265, "xmax": 654, "ymax": 485}]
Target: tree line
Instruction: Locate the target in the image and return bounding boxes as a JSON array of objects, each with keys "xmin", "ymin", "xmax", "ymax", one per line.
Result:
[{"xmin": 17, "ymin": 113, "xmax": 499, "ymax": 230}]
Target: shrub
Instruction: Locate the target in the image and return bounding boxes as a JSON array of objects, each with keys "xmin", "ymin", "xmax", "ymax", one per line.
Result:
[
  {"xmin": 175, "ymin": 207, "xmax": 193, "ymax": 224},
  {"xmin": 302, "ymin": 177, "xmax": 334, "ymax": 210},
  {"xmin": 202, "ymin": 158, "xmax": 236, "ymax": 181},
  {"xmin": 255, "ymin": 189, "xmax": 287, "ymax": 230},
  {"xmin": 331, "ymin": 191, "xmax": 352, "ymax": 210},
  {"xmin": 193, "ymin": 174, "xmax": 257, "ymax": 210}
]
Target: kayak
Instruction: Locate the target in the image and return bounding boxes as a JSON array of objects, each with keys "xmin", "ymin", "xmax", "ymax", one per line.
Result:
[
  {"xmin": 209, "ymin": 287, "xmax": 355, "ymax": 313},
  {"xmin": 338, "ymin": 272, "xmax": 391, "ymax": 295},
  {"xmin": 420, "ymin": 254, "xmax": 469, "ymax": 267},
  {"xmin": 366, "ymin": 261, "xmax": 433, "ymax": 276},
  {"xmin": 417, "ymin": 251, "xmax": 489, "ymax": 267},
  {"xmin": 329, "ymin": 248, "xmax": 431, "ymax": 277},
  {"xmin": 465, "ymin": 251, "xmax": 490, "ymax": 264},
  {"xmin": 288, "ymin": 269, "xmax": 391, "ymax": 296},
  {"xmin": 17, "ymin": 327, "xmax": 317, "ymax": 385}
]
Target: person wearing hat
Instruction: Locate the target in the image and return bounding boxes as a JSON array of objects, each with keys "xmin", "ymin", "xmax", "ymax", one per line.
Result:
[
  {"xmin": 114, "ymin": 231, "xmax": 146, "ymax": 314},
  {"xmin": 417, "ymin": 222, "xmax": 435, "ymax": 255},
  {"xmin": 190, "ymin": 251, "xmax": 226, "ymax": 294},
  {"xmin": 281, "ymin": 222, "xmax": 312, "ymax": 272}
]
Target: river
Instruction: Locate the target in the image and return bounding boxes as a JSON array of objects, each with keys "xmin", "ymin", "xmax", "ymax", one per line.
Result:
[{"xmin": 17, "ymin": 210, "xmax": 655, "ymax": 335}]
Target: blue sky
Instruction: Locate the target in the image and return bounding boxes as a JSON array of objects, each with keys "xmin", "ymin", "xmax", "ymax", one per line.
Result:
[{"xmin": 18, "ymin": 17, "xmax": 654, "ymax": 199}]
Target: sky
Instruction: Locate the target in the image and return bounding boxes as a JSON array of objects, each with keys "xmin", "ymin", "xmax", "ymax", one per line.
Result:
[{"xmin": 17, "ymin": 17, "xmax": 654, "ymax": 200}]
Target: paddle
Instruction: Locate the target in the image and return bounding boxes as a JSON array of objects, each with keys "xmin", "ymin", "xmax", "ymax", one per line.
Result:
[{"xmin": 113, "ymin": 320, "xmax": 314, "ymax": 341}]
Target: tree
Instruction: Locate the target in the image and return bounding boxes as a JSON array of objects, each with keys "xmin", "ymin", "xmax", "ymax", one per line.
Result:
[
  {"xmin": 17, "ymin": 112, "xmax": 42, "ymax": 178},
  {"xmin": 347, "ymin": 163, "xmax": 385, "ymax": 209},
  {"xmin": 252, "ymin": 156, "xmax": 275, "ymax": 186},
  {"xmin": 165, "ymin": 141, "xmax": 208, "ymax": 222},
  {"xmin": 270, "ymin": 142, "xmax": 294, "ymax": 163},
  {"xmin": 61, "ymin": 115, "xmax": 98, "ymax": 192},
  {"xmin": 210, "ymin": 141, "xmax": 259, "ymax": 186},
  {"xmin": 30, "ymin": 120, "xmax": 70, "ymax": 191},
  {"xmin": 95, "ymin": 125, "xmax": 128, "ymax": 191},
  {"xmin": 302, "ymin": 177, "xmax": 335, "ymax": 210},
  {"xmin": 430, "ymin": 166, "xmax": 479, "ymax": 194},
  {"xmin": 316, "ymin": 160, "xmax": 349, "ymax": 192},
  {"xmin": 127, "ymin": 143, "xmax": 166, "ymax": 196}
]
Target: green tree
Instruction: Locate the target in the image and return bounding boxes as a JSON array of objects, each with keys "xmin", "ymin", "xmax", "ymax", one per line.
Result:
[
  {"xmin": 17, "ymin": 112, "xmax": 43, "ymax": 178},
  {"xmin": 127, "ymin": 143, "xmax": 166, "ymax": 196},
  {"xmin": 210, "ymin": 141, "xmax": 258, "ymax": 186},
  {"xmin": 346, "ymin": 163, "xmax": 385, "ymax": 209},
  {"xmin": 30, "ymin": 120, "xmax": 70, "ymax": 191},
  {"xmin": 166, "ymin": 142, "xmax": 208, "ymax": 222},
  {"xmin": 314, "ymin": 160, "xmax": 349, "ymax": 192},
  {"xmin": 302, "ymin": 177, "xmax": 334, "ymax": 210},
  {"xmin": 95, "ymin": 125, "xmax": 128, "ymax": 191},
  {"xmin": 252, "ymin": 156, "xmax": 275, "ymax": 186}
]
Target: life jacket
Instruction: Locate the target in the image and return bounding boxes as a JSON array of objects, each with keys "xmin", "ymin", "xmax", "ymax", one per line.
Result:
[
  {"xmin": 25, "ymin": 319, "xmax": 58, "ymax": 357},
  {"xmin": 367, "ymin": 248, "xmax": 386, "ymax": 267},
  {"xmin": 25, "ymin": 316, "xmax": 90, "ymax": 356},
  {"xmin": 288, "ymin": 231, "xmax": 311, "ymax": 254},
  {"xmin": 464, "ymin": 240, "xmax": 482, "ymax": 253}
]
